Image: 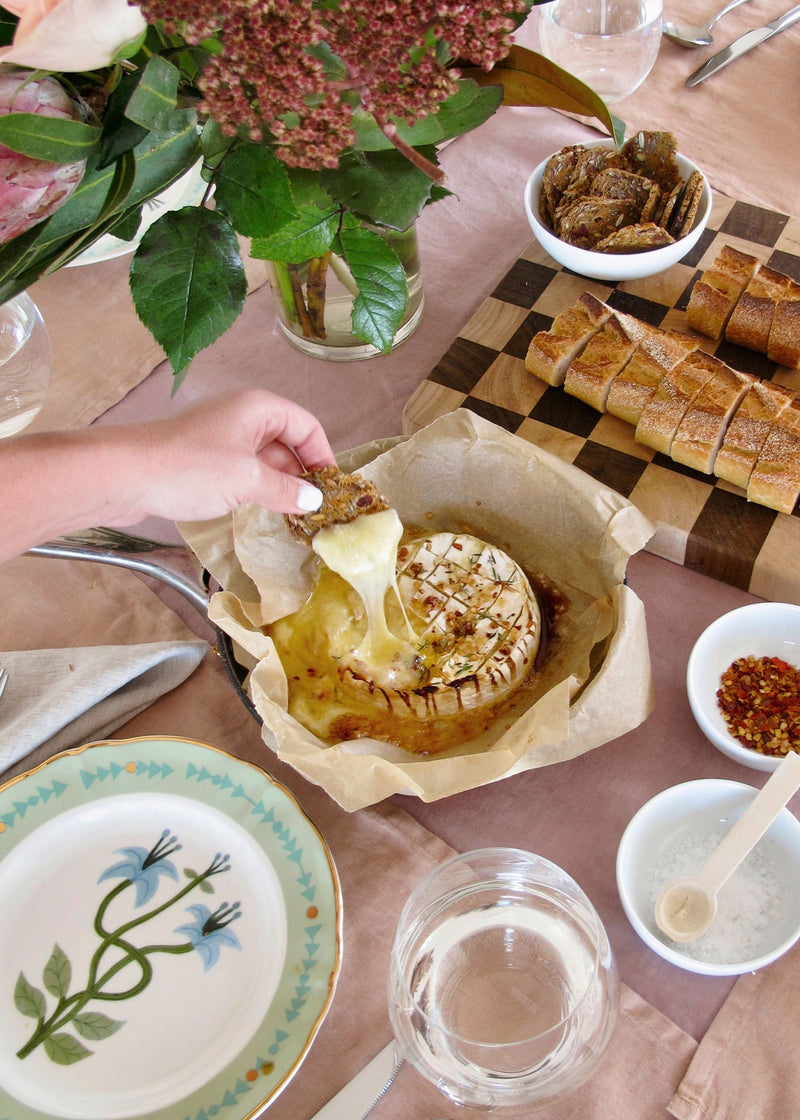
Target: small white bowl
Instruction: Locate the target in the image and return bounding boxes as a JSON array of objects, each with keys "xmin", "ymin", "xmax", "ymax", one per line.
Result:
[
  {"xmin": 523, "ymin": 139, "xmax": 711, "ymax": 282},
  {"xmin": 687, "ymin": 602, "xmax": 800, "ymax": 772},
  {"xmin": 617, "ymin": 779, "xmax": 800, "ymax": 975}
]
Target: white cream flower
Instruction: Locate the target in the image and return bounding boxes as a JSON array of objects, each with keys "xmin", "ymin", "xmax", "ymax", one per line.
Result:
[{"xmin": 0, "ymin": 0, "xmax": 147, "ymax": 72}]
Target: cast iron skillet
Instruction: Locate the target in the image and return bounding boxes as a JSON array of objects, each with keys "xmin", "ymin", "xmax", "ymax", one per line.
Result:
[{"xmin": 28, "ymin": 532, "xmax": 262, "ymax": 723}]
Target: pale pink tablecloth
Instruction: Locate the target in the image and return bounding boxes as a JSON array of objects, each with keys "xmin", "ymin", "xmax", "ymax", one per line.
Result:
[{"xmin": 8, "ymin": 13, "xmax": 800, "ymax": 1117}]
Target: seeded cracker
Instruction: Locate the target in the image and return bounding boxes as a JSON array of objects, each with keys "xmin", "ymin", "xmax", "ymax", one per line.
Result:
[
  {"xmin": 675, "ymin": 170, "xmax": 705, "ymax": 237},
  {"xmin": 284, "ymin": 465, "xmax": 390, "ymax": 544}
]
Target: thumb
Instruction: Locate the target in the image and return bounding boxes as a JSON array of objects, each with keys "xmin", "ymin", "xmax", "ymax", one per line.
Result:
[{"xmin": 254, "ymin": 465, "xmax": 323, "ymax": 514}]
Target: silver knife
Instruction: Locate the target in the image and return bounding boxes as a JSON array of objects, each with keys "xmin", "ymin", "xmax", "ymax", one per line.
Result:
[
  {"xmin": 685, "ymin": 2, "xmax": 800, "ymax": 85},
  {"xmin": 309, "ymin": 1041, "xmax": 403, "ymax": 1120}
]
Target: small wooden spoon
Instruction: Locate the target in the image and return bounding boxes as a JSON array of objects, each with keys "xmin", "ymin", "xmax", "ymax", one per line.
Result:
[{"xmin": 655, "ymin": 751, "xmax": 800, "ymax": 943}]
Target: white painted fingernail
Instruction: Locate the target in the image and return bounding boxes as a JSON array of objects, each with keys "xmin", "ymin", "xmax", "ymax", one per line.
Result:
[{"xmin": 297, "ymin": 483, "xmax": 323, "ymax": 512}]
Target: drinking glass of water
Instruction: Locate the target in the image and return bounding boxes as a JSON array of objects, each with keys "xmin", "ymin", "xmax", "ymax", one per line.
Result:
[
  {"xmin": 388, "ymin": 848, "xmax": 619, "ymax": 1112},
  {"xmin": 0, "ymin": 292, "xmax": 52, "ymax": 438},
  {"xmin": 538, "ymin": 0, "xmax": 663, "ymax": 103}
]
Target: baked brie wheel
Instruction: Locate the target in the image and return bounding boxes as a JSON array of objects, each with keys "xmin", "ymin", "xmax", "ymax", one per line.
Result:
[
  {"xmin": 383, "ymin": 532, "xmax": 542, "ymax": 717},
  {"xmin": 270, "ymin": 529, "xmax": 541, "ymax": 753}
]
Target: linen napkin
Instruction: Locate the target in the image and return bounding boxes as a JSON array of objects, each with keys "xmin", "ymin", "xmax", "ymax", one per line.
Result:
[
  {"xmin": 668, "ymin": 940, "xmax": 800, "ymax": 1120},
  {"xmin": 0, "ymin": 640, "xmax": 206, "ymax": 774}
]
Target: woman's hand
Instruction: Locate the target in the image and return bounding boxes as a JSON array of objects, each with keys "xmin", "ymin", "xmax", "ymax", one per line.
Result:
[{"xmin": 0, "ymin": 389, "xmax": 336, "ymax": 562}]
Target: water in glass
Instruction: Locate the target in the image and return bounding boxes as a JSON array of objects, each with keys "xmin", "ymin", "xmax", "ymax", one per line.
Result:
[
  {"xmin": 0, "ymin": 293, "xmax": 52, "ymax": 438},
  {"xmin": 389, "ymin": 849, "xmax": 619, "ymax": 1111},
  {"xmin": 538, "ymin": 0, "xmax": 663, "ymax": 103}
]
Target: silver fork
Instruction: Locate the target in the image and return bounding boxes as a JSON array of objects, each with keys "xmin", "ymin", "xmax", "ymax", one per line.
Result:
[{"xmin": 0, "ymin": 666, "xmax": 8, "ymax": 703}]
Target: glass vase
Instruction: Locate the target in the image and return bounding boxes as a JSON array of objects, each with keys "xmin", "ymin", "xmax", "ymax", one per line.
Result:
[
  {"xmin": 266, "ymin": 223, "xmax": 424, "ymax": 361},
  {"xmin": 0, "ymin": 292, "xmax": 52, "ymax": 438}
]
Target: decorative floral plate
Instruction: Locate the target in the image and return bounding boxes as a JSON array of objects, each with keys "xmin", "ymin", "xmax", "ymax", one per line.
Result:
[{"xmin": 0, "ymin": 736, "xmax": 342, "ymax": 1120}]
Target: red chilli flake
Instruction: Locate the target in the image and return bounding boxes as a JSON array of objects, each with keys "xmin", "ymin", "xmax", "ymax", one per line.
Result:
[{"xmin": 716, "ymin": 655, "xmax": 800, "ymax": 756}]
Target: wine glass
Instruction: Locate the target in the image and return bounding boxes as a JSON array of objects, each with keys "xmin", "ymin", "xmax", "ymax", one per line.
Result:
[
  {"xmin": 388, "ymin": 848, "xmax": 619, "ymax": 1112},
  {"xmin": 538, "ymin": 0, "xmax": 663, "ymax": 104}
]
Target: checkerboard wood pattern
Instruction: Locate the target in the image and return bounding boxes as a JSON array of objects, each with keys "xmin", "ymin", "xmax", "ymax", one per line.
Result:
[{"xmin": 403, "ymin": 193, "xmax": 800, "ymax": 605}]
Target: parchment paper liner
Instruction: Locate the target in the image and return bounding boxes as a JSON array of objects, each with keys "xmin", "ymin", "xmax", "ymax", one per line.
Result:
[{"xmin": 181, "ymin": 410, "xmax": 656, "ymax": 811}]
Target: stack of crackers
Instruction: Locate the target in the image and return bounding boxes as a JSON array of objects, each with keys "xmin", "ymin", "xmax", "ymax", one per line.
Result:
[{"xmin": 539, "ymin": 131, "xmax": 705, "ymax": 254}]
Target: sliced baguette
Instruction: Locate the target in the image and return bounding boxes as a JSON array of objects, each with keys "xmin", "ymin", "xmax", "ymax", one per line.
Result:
[
  {"xmin": 747, "ymin": 397, "xmax": 800, "ymax": 514},
  {"xmin": 726, "ymin": 265, "xmax": 795, "ymax": 352},
  {"xmin": 685, "ymin": 245, "xmax": 760, "ymax": 340},
  {"xmin": 767, "ymin": 290, "xmax": 800, "ymax": 367},
  {"xmin": 713, "ymin": 379, "xmax": 795, "ymax": 490},
  {"xmin": 606, "ymin": 326, "xmax": 698, "ymax": 426},
  {"xmin": 563, "ymin": 311, "xmax": 647, "ymax": 411},
  {"xmin": 524, "ymin": 292, "xmax": 610, "ymax": 385},
  {"xmin": 635, "ymin": 350, "xmax": 724, "ymax": 455},
  {"xmin": 671, "ymin": 366, "xmax": 756, "ymax": 473}
]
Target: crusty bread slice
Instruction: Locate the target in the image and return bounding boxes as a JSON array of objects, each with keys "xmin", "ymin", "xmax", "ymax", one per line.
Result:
[
  {"xmin": 635, "ymin": 350, "xmax": 724, "ymax": 455},
  {"xmin": 767, "ymin": 289, "xmax": 800, "ymax": 367},
  {"xmin": 714, "ymin": 379, "xmax": 795, "ymax": 490},
  {"xmin": 563, "ymin": 311, "xmax": 647, "ymax": 411},
  {"xmin": 747, "ymin": 397, "xmax": 800, "ymax": 514},
  {"xmin": 525, "ymin": 292, "xmax": 610, "ymax": 386},
  {"xmin": 671, "ymin": 366, "xmax": 756, "ymax": 473},
  {"xmin": 726, "ymin": 265, "xmax": 796, "ymax": 352},
  {"xmin": 606, "ymin": 326, "xmax": 698, "ymax": 426},
  {"xmin": 685, "ymin": 245, "xmax": 760, "ymax": 340}
]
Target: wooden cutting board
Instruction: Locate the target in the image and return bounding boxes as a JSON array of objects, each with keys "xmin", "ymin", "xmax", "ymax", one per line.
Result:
[{"xmin": 403, "ymin": 192, "xmax": 800, "ymax": 605}]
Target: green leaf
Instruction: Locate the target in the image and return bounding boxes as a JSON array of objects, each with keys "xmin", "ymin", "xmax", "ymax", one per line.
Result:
[
  {"xmin": 0, "ymin": 113, "xmax": 99, "ymax": 162},
  {"xmin": 250, "ymin": 205, "xmax": 339, "ymax": 262},
  {"xmin": 464, "ymin": 45, "xmax": 625, "ymax": 147},
  {"xmin": 130, "ymin": 207, "xmax": 247, "ymax": 390},
  {"xmin": 213, "ymin": 142, "xmax": 298, "ymax": 238},
  {"xmin": 0, "ymin": 7, "xmax": 17, "ymax": 47},
  {"xmin": 72, "ymin": 1012, "xmax": 125, "ymax": 1041},
  {"xmin": 124, "ymin": 54, "xmax": 181, "ymax": 131},
  {"xmin": 96, "ymin": 69, "xmax": 151, "ymax": 168},
  {"xmin": 43, "ymin": 945, "xmax": 71, "ymax": 999},
  {"xmin": 0, "ymin": 120, "xmax": 202, "ymax": 299},
  {"xmin": 339, "ymin": 225, "xmax": 408, "ymax": 353},
  {"xmin": 351, "ymin": 79, "xmax": 502, "ymax": 152},
  {"xmin": 322, "ymin": 148, "xmax": 439, "ymax": 229},
  {"xmin": 14, "ymin": 973, "xmax": 46, "ymax": 1020},
  {"xmin": 43, "ymin": 1032, "xmax": 92, "ymax": 1065}
]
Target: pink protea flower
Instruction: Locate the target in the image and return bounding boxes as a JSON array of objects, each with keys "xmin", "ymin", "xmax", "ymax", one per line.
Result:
[{"xmin": 0, "ymin": 68, "xmax": 86, "ymax": 244}]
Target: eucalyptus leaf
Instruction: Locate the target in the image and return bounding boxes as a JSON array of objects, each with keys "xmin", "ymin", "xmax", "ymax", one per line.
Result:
[
  {"xmin": 124, "ymin": 54, "xmax": 181, "ymax": 131},
  {"xmin": 0, "ymin": 113, "xmax": 99, "ymax": 162},
  {"xmin": 0, "ymin": 8, "xmax": 16, "ymax": 47},
  {"xmin": 213, "ymin": 142, "xmax": 298, "ymax": 238},
  {"xmin": 130, "ymin": 207, "xmax": 247, "ymax": 390},
  {"xmin": 339, "ymin": 225, "xmax": 408, "ymax": 353},
  {"xmin": 250, "ymin": 205, "xmax": 339, "ymax": 262},
  {"xmin": 19, "ymin": 122, "xmax": 201, "ymax": 254},
  {"xmin": 464, "ymin": 45, "xmax": 625, "ymax": 147},
  {"xmin": 96, "ymin": 68, "xmax": 152, "ymax": 168},
  {"xmin": 322, "ymin": 148, "xmax": 440, "ymax": 229}
]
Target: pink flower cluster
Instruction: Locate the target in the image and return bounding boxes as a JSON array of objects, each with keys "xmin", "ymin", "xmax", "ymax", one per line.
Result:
[{"xmin": 137, "ymin": 0, "xmax": 528, "ymax": 169}]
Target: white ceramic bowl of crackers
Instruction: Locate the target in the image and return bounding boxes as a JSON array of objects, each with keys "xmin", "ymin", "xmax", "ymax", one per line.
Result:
[
  {"xmin": 524, "ymin": 134, "xmax": 711, "ymax": 282},
  {"xmin": 687, "ymin": 602, "xmax": 800, "ymax": 772}
]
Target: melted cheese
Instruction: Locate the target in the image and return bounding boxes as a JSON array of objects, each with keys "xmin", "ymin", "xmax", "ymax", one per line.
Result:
[
  {"xmin": 270, "ymin": 515, "xmax": 542, "ymax": 753},
  {"xmin": 312, "ymin": 509, "xmax": 419, "ymax": 689}
]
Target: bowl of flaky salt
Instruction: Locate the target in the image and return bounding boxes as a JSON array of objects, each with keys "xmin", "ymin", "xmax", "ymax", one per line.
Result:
[{"xmin": 616, "ymin": 778, "xmax": 800, "ymax": 975}]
